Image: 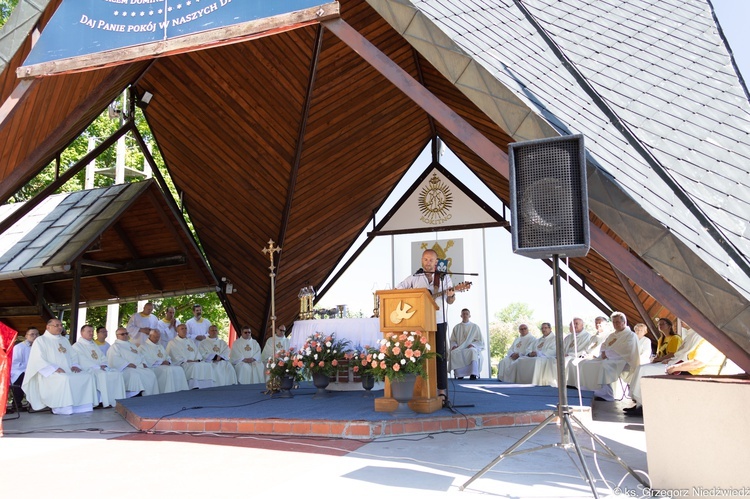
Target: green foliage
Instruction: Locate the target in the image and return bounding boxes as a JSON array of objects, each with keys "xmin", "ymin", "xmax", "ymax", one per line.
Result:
[
  {"xmin": 0, "ymin": 0, "xmax": 19, "ymax": 29},
  {"xmin": 488, "ymin": 302, "xmax": 539, "ymax": 376}
]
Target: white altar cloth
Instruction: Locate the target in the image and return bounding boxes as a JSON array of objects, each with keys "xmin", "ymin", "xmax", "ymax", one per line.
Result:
[{"xmin": 290, "ymin": 318, "xmax": 381, "ymax": 350}]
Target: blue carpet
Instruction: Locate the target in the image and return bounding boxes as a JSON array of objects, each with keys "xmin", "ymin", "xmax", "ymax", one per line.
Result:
[{"xmin": 117, "ymin": 380, "xmax": 593, "ymax": 422}]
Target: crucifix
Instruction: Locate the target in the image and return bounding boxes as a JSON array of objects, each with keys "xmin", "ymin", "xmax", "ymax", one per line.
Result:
[{"xmin": 262, "ymin": 239, "xmax": 282, "ymax": 384}]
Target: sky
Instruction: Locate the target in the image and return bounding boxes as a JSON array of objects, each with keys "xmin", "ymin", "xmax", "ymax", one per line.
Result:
[{"xmin": 316, "ymin": 0, "xmax": 749, "ymax": 334}]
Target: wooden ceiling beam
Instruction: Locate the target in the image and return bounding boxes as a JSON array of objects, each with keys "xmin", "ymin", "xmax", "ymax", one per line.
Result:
[
  {"xmin": 113, "ymin": 223, "xmax": 163, "ymax": 291},
  {"xmin": 27, "ymin": 254, "xmax": 187, "ymax": 284},
  {"xmin": 12, "ymin": 278, "xmax": 54, "ymax": 321},
  {"xmin": 0, "ymin": 79, "xmax": 39, "ymax": 133},
  {"xmin": 261, "ymin": 24, "xmax": 325, "ymax": 339},
  {"xmin": 613, "ymin": 267, "xmax": 659, "ymax": 340}
]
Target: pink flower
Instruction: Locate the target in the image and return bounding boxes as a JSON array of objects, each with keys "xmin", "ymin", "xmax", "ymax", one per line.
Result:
[
  {"xmin": 318, "ymin": 361, "xmax": 325, "ymax": 367},
  {"xmin": 371, "ymin": 360, "xmax": 378, "ymax": 369},
  {"xmin": 392, "ymin": 346, "xmax": 401, "ymax": 355},
  {"xmin": 316, "ymin": 346, "xmax": 322, "ymax": 352},
  {"xmin": 405, "ymin": 348, "xmax": 414, "ymax": 357},
  {"xmin": 379, "ymin": 361, "xmax": 387, "ymax": 369},
  {"xmin": 414, "ymin": 350, "xmax": 422, "ymax": 357},
  {"xmin": 393, "ymin": 363, "xmax": 400, "ymax": 372},
  {"xmin": 332, "ymin": 360, "xmax": 338, "ymax": 366}
]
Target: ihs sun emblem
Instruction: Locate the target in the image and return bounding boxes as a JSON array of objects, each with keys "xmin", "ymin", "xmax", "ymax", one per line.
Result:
[{"xmin": 418, "ymin": 173, "xmax": 453, "ymax": 225}]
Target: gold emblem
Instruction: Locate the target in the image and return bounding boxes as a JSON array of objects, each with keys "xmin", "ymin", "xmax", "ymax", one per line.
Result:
[
  {"xmin": 213, "ymin": 345, "xmax": 220, "ymax": 352},
  {"xmin": 390, "ymin": 300, "xmax": 416, "ymax": 324},
  {"xmin": 187, "ymin": 345, "xmax": 194, "ymax": 352},
  {"xmin": 130, "ymin": 347, "xmax": 138, "ymax": 354},
  {"xmin": 157, "ymin": 351, "xmax": 164, "ymax": 358},
  {"xmin": 58, "ymin": 344, "xmax": 67, "ymax": 354},
  {"xmin": 91, "ymin": 350, "xmax": 99, "ymax": 360},
  {"xmin": 418, "ymin": 173, "xmax": 453, "ymax": 225},
  {"xmin": 244, "ymin": 344, "xmax": 251, "ymax": 351}
]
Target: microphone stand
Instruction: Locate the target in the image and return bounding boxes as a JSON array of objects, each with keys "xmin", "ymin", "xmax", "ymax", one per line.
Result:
[{"xmin": 435, "ymin": 271, "xmax": 475, "ymax": 412}]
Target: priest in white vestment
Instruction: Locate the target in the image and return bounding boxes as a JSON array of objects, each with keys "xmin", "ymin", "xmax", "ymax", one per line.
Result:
[
  {"xmin": 166, "ymin": 324, "xmax": 214, "ymax": 389},
  {"xmin": 571, "ymin": 312, "xmax": 639, "ymax": 401},
  {"xmin": 94, "ymin": 327, "xmax": 110, "ymax": 356},
  {"xmin": 230, "ymin": 326, "xmax": 264, "ymax": 384},
  {"xmin": 107, "ymin": 329, "xmax": 159, "ymax": 396},
  {"xmin": 198, "ymin": 325, "xmax": 237, "ymax": 386},
  {"xmin": 126, "ymin": 302, "xmax": 159, "ymax": 346},
  {"xmin": 536, "ymin": 318, "xmax": 592, "ymax": 387},
  {"xmin": 185, "ymin": 304, "xmax": 211, "ymax": 341},
  {"xmin": 261, "ymin": 324, "xmax": 291, "ymax": 366},
  {"xmin": 496, "ymin": 324, "xmax": 537, "ymax": 381},
  {"xmin": 634, "ymin": 323, "xmax": 653, "ymax": 365},
  {"xmin": 582, "ymin": 316, "xmax": 611, "ymax": 359},
  {"xmin": 508, "ymin": 322, "xmax": 554, "ymax": 384},
  {"xmin": 139, "ymin": 329, "xmax": 189, "ymax": 393},
  {"xmin": 155, "ymin": 306, "xmax": 181, "ymax": 349},
  {"xmin": 22, "ymin": 319, "xmax": 98, "ymax": 415},
  {"xmin": 448, "ymin": 309, "xmax": 484, "ymax": 379},
  {"xmin": 71, "ymin": 325, "xmax": 126, "ymax": 408},
  {"xmin": 10, "ymin": 327, "xmax": 38, "ymax": 410}
]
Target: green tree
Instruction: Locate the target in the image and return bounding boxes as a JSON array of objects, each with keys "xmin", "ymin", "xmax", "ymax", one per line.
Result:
[
  {"xmin": 0, "ymin": 0, "xmax": 19, "ymax": 29},
  {"xmin": 488, "ymin": 302, "xmax": 539, "ymax": 376}
]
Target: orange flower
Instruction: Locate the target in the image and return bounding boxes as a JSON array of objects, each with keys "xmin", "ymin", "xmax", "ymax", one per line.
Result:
[
  {"xmin": 393, "ymin": 363, "xmax": 400, "ymax": 371},
  {"xmin": 414, "ymin": 350, "xmax": 421, "ymax": 357},
  {"xmin": 405, "ymin": 348, "xmax": 414, "ymax": 357},
  {"xmin": 379, "ymin": 360, "xmax": 387, "ymax": 369},
  {"xmin": 392, "ymin": 346, "xmax": 401, "ymax": 355},
  {"xmin": 371, "ymin": 360, "xmax": 378, "ymax": 369}
]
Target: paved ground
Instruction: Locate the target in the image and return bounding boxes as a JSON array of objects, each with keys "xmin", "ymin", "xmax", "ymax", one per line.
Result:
[{"xmin": 1, "ymin": 398, "xmax": 648, "ymax": 498}]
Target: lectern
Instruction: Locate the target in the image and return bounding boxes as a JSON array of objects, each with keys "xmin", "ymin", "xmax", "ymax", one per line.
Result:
[{"xmin": 374, "ymin": 288, "xmax": 441, "ymax": 413}]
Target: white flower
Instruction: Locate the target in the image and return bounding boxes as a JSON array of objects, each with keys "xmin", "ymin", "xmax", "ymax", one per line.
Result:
[
  {"xmin": 326, "ymin": 341, "xmax": 332, "ymax": 347},
  {"xmin": 378, "ymin": 352, "xmax": 385, "ymax": 360},
  {"xmin": 426, "ymin": 343, "xmax": 431, "ymax": 350},
  {"xmin": 408, "ymin": 335, "xmax": 415, "ymax": 342},
  {"xmin": 400, "ymin": 359, "xmax": 406, "ymax": 365},
  {"xmin": 313, "ymin": 354, "xmax": 319, "ymax": 360}
]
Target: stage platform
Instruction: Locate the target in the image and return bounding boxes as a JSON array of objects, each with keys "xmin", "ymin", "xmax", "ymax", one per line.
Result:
[{"xmin": 116, "ymin": 380, "xmax": 593, "ymax": 440}]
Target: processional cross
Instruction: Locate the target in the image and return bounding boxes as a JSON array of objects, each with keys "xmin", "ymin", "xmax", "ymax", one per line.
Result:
[{"xmin": 262, "ymin": 239, "xmax": 282, "ymax": 393}]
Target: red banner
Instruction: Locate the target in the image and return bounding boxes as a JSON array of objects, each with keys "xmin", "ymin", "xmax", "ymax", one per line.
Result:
[{"xmin": 0, "ymin": 322, "xmax": 19, "ymax": 434}]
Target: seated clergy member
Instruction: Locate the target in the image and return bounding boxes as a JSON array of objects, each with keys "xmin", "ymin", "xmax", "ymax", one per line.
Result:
[
  {"xmin": 94, "ymin": 327, "xmax": 110, "ymax": 356},
  {"xmin": 22, "ymin": 319, "xmax": 98, "ymax": 415},
  {"xmin": 138, "ymin": 329, "xmax": 189, "ymax": 393},
  {"xmin": 571, "ymin": 312, "xmax": 639, "ymax": 401},
  {"xmin": 633, "ymin": 323, "xmax": 653, "ymax": 365},
  {"xmin": 533, "ymin": 321, "xmax": 584, "ymax": 387},
  {"xmin": 10, "ymin": 327, "xmax": 39, "ymax": 411},
  {"xmin": 72, "ymin": 324, "xmax": 126, "ymax": 408},
  {"xmin": 496, "ymin": 324, "xmax": 537, "ymax": 382},
  {"xmin": 230, "ymin": 326, "xmax": 264, "ymax": 384},
  {"xmin": 625, "ymin": 327, "xmax": 723, "ymax": 417},
  {"xmin": 583, "ymin": 316, "xmax": 611, "ymax": 359},
  {"xmin": 449, "ymin": 309, "xmax": 485, "ymax": 380},
  {"xmin": 261, "ymin": 324, "xmax": 290, "ymax": 366},
  {"xmin": 156, "ymin": 306, "xmax": 181, "ymax": 349},
  {"xmin": 126, "ymin": 302, "xmax": 159, "ymax": 347},
  {"xmin": 107, "ymin": 328, "xmax": 159, "ymax": 397},
  {"xmin": 166, "ymin": 324, "xmax": 214, "ymax": 389},
  {"xmin": 199, "ymin": 325, "xmax": 237, "ymax": 386},
  {"xmin": 506, "ymin": 322, "xmax": 555, "ymax": 383}
]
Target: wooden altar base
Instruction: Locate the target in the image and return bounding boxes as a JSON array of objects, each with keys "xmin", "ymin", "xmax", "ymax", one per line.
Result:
[{"xmin": 115, "ymin": 380, "xmax": 593, "ymax": 440}]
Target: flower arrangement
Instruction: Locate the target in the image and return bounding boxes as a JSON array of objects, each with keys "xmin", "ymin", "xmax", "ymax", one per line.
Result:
[
  {"xmin": 265, "ymin": 348, "xmax": 304, "ymax": 383},
  {"xmin": 297, "ymin": 332, "xmax": 350, "ymax": 377},
  {"xmin": 369, "ymin": 331, "xmax": 435, "ymax": 382},
  {"xmin": 348, "ymin": 346, "xmax": 378, "ymax": 378}
]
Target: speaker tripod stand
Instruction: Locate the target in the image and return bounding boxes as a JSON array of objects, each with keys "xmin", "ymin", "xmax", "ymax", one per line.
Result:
[{"xmin": 460, "ymin": 256, "xmax": 649, "ymax": 497}]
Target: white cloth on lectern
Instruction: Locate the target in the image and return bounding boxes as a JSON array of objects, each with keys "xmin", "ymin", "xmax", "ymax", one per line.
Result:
[
  {"xmin": 22, "ymin": 333, "xmax": 97, "ymax": 414},
  {"xmin": 107, "ymin": 339, "xmax": 160, "ymax": 396},
  {"xmin": 166, "ymin": 336, "xmax": 214, "ymax": 389},
  {"xmin": 139, "ymin": 339, "xmax": 189, "ymax": 393},
  {"xmin": 230, "ymin": 337, "xmax": 264, "ymax": 384},
  {"xmin": 199, "ymin": 337, "xmax": 237, "ymax": 386},
  {"xmin": 71, "ymin": 338, "xmax": 126, "ymax": 407}
]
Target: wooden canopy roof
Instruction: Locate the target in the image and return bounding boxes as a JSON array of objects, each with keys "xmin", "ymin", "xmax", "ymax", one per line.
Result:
[
  {"xmin": 1, "ymin": 0, "xmax": 749, "ymax": 370},
  {"xmin": 0, "ymin": 181, "xmax": 216, "ymax": 333}
]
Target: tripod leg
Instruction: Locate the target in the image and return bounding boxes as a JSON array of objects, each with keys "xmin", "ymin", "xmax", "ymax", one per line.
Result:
[
  {"xmin": 569, "ymin": 414, "xmax": 650, "ymax": 488},
  {"xmin": 460, "ymin": 412, "xmax": 557, "ymax": 491},
  {"xmin": 562, "ymin": 414, "xmax": 601, "ymax": 499}
]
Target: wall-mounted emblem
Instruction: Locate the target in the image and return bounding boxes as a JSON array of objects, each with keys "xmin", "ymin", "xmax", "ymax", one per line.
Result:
[{"xmin": 418, "ymin": 173, "xmax": 453, "ymax": 225}]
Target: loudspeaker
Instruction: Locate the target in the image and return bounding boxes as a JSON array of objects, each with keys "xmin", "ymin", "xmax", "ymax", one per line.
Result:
[{"xmin": 509, "ymin": 134, "xmax": 590, "ymax": 259}]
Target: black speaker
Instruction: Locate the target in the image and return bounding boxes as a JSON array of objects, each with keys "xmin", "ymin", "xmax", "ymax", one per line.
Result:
[{"xmin": 509, "ymin": 134, "xmax": 590, "ymax": 259}]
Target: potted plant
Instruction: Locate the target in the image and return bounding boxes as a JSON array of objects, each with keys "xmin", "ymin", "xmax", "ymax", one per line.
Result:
[
  {"xmin": 265, "ymin": 348, "xmax": 304, "ymax": 397},
  {"xmin": 369, "ymin": 331, "xmax": 435, "ymax": 382},
  {"xmin": 348, "ymin": 346, "xmax": 379, "ymax": 394},
  {"xmin": 298, "ymin": 332, "xmax": 350, "ymax": 397}
]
